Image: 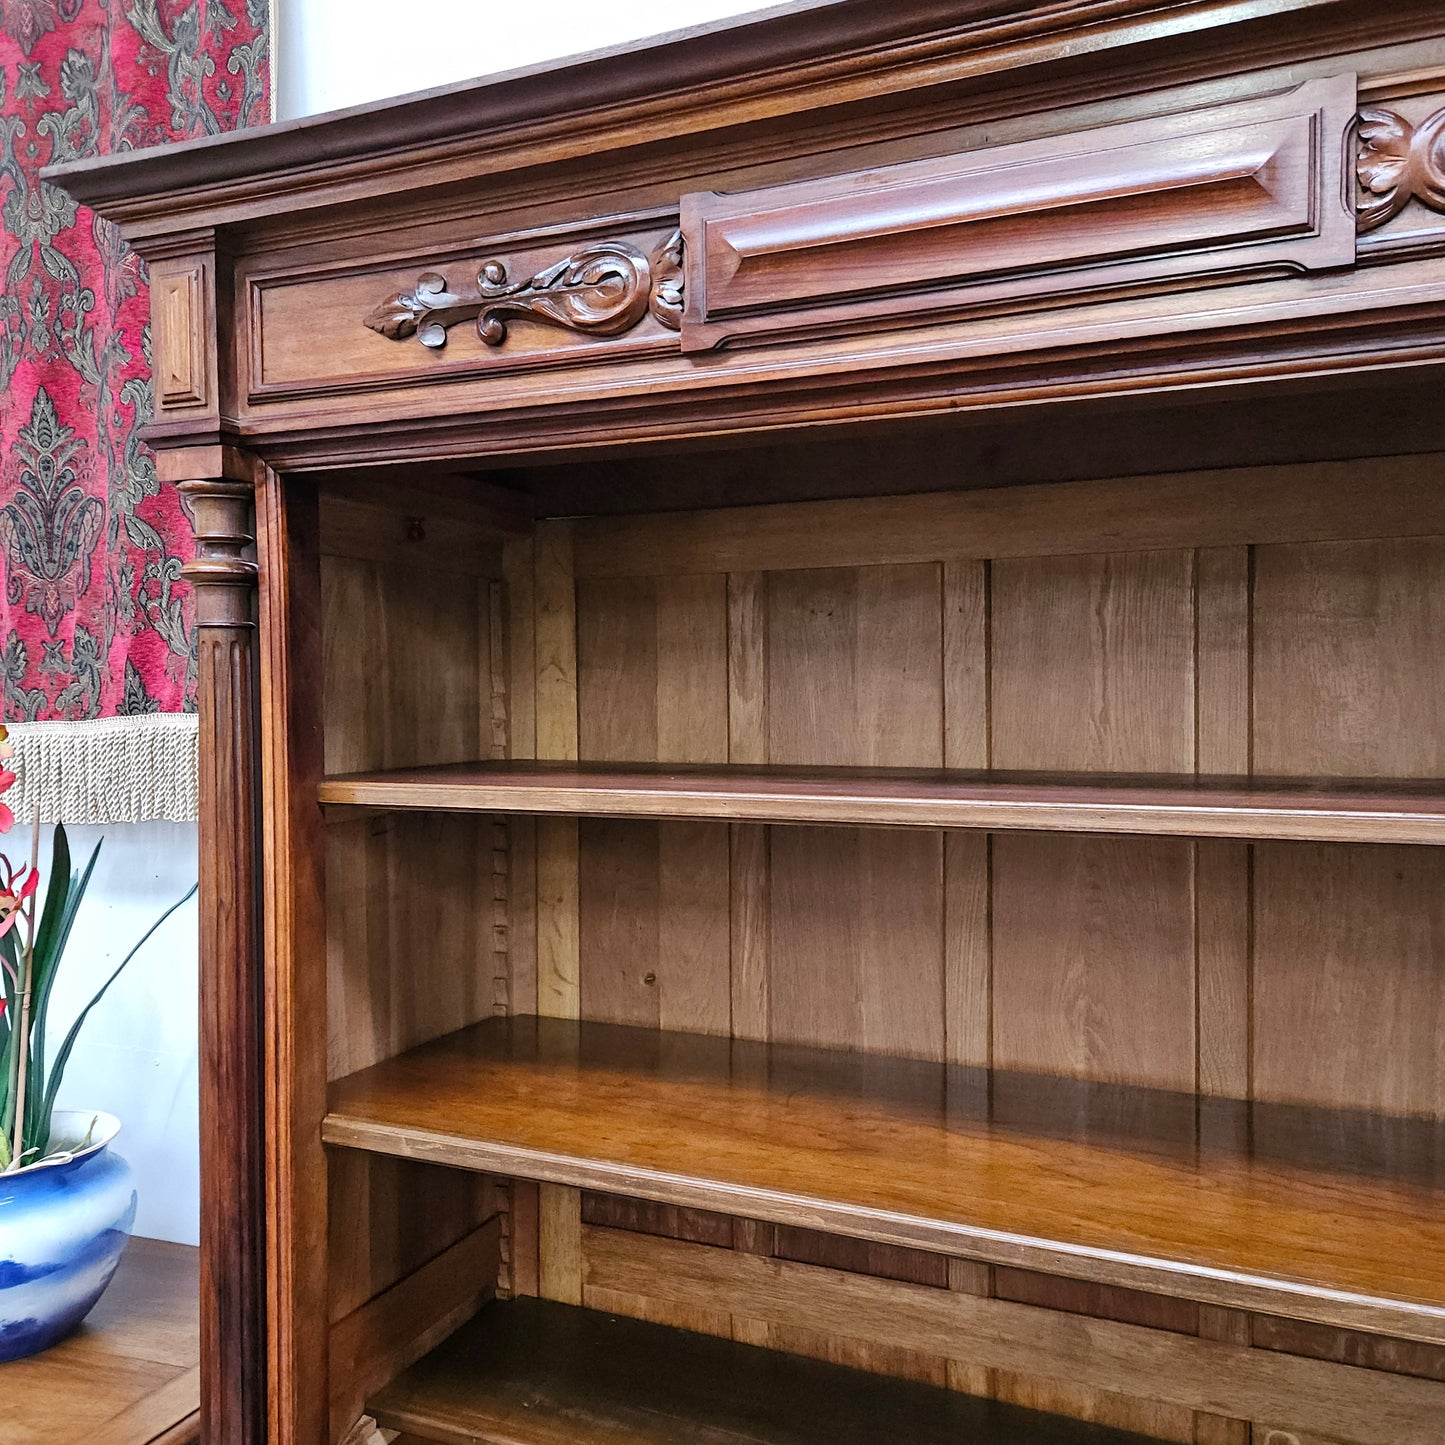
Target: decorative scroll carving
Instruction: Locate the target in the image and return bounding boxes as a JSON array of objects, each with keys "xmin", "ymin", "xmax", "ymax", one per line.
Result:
[
  {"xmin": 1356, "ymin": 107, "xmax": 1445, "ymax": 232},
  {"xmin": 365, "ymin": 230, "xmax": 684, "ymax": 349}
]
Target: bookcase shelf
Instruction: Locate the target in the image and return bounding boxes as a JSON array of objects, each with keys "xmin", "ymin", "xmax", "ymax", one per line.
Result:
[
  {"xmin": 369, "ymin": 1295, "xmax": 1165, "ymax": 1445},
  {"xmin": 324, "ymin": 1015, "xmax": 1445, "ymax": 1346},
  {"xmin": 318, "ymin": 762, "xmax": 1445, "ymax": 844}
]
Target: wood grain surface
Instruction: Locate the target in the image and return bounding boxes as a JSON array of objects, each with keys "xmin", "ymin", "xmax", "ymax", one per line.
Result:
[
  {"xmin": 369, "ymin": 1295, "xmax": 1166, "ymax": 1445},
  {"xmin": 324, "ymin": 1015, "xmax": 1445, "ymax": 1344},
  {"xmin": 318, "ymin": 762, "xmax": 1445, "ymax": 845},
  {"xmin": 6, "ymin": 1238, "xmax": 199, "ymax": 1445}
]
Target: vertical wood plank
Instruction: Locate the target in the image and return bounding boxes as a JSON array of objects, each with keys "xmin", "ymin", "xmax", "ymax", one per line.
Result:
[
  {"xmin": 944, "ymin": 833, "xmax": 990, "ymax": 1076},
  {"xmin": 1196, "ymin": 1307, "xmax": 1251, "ymax": 1445},
  {"xmin": 947, "ymin": 1258, "xmax": 995, "ymax": 1398},
  {"xmin": 770, "ymin": 826, "xmax": 945, "ymax": 1058},
  {"xmin": 538, "ymin": 1186, "xmax": 584, "ymax": 1307},
  {"xmin": 730, "ymin": 823, "xmax": 771, "ymax": 1042},
  {"xmin": 533, "ymin": 521, "xmax": 582, "ymax": 1303},
  {"xmin": 1195, "ymin": 546, "xmax": 1251, "ymax": 776},
  {"xmin": 534, "ymin": 519, "xmax": 578, "ymax": 763},
  {"xmin": 503, "ymin": 535, "xmax": 538, "ymax": 760},
  {"xmin": 993, "ymin": 833, "xmax": 1197, "ymax": 1091},
  {"xmin": 1254, "ymin": 539, "xmax": 1445, "ymax": 777},
  {"xmin": 992, "ymin": 550, "xmax": 1195, "ymax": 772},
  {"xmin": 943, "ymin": 559, "xmax": 989, "ymax": 772},
  {"xmin": 1254, "ymin": 843, "xmax": 1445, "ymax": 1117},
  {"xmin": 256, "ymin": 467, "xmax": 328, "ymax": 1445},
  {"xmin": 1196, "ymin": 841, "xmax": 1250, "ymax": 1103},
  {"xmin": 767, "ymin": 563, "xmax": 943, "ymax": 767},
  {"xmin": 728, "ymin": 572, "xmax": 769, "ymax": 766},
  {"xmin": 536, "ymin": 825, "xmax": 581, "ymax": 1020}
]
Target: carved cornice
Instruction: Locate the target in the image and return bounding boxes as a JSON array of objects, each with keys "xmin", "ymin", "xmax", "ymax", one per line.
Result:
[
  {"xmin": 1356, "ymin": 106, "xmax": 1445, "ymax": 232},
  {"xmin": 177, "ymin": 479, "xmax": 258, "ymax": 629},
  {"xmin": 366, "ymin": 230, "xmax": 684, "ymax": 350}
]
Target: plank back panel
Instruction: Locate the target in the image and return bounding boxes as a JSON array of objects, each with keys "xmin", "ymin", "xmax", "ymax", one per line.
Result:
[
  {"xmin": 557, "ymin": 455, "xmax": 1445, "ymax": 1440},
  {"xmin": 321, "ymin": 542, "xmax": 509, "ymax": 1354}
]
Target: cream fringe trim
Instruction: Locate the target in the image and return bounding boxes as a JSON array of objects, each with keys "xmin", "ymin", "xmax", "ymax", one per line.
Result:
[{"xmin": 5, "ymin": 715, "xmax": 199, "ymax": 824}]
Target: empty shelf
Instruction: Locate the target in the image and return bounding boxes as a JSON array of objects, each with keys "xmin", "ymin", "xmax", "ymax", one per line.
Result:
[{"xmin": 324, "ymin": 1015, "xmax": 1445, "ymax": 1343}]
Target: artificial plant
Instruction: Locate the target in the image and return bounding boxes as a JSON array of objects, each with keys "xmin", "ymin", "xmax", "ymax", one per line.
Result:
[{"xmin": 0, "ymin": 725, "xmax": 198, "ymax": 1171}]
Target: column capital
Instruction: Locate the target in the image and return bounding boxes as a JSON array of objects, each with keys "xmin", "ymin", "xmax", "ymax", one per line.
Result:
[{"xmin": 178, "ymin": 477, "xmax": 259, "ymax": 629}]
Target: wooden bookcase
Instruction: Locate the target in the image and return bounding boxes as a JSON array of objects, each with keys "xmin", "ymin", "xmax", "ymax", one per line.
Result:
[{"xmin": 51, "ymin": 3, "xmax": 1445, "ymax": 1442}]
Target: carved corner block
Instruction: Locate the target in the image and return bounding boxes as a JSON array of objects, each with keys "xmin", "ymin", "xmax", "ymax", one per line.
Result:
[{"xmin": 364, "ymin": 229, "xmax": 684, "ymax": 351}]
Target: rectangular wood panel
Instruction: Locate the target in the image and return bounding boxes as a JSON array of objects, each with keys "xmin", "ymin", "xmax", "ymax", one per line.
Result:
[
  {"xmin": 679, "ymin": 75, "xmax": 1356, "ymax": 352},
  {"xmin": 992, "ymin": 834, "xmax": 1198, "ymax": 1091},
  {"xmin": 1253, "ymin": 538, "xmax": 1445, "ymax": 778},
  {"xmin": 991, "ymin": 550, "xmax": 1196, "ymax": 774}
]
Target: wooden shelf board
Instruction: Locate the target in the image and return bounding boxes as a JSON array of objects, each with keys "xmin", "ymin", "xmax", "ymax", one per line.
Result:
[
  {"xmin": 369, "ymin": 1295, "xmax": 1165, "ymax": 1445},
  {"xmin": 317, "ymin": 761, "xmax": 1445, "ymax": 843},
  {"xmin": 324, "ymin": 1017, "xmax": 1445, "ymax": 1345}
]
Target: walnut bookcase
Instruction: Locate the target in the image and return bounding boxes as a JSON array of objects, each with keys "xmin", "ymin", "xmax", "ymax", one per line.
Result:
[{"xmin": 50, "ymin": 3, "xmax": 1445, "ymax": 1443}]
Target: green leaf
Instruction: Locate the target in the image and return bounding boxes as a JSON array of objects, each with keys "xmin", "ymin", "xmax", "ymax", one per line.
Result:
[
  {"xmin": 23, "ymin": 824, "xmax": 76, "ymax": 1157},
  {"xmin": 40, "ymin": 883, "xmax": 197, "ymax": 1134},
  {"xmin": 29, "ymin": 831, "xmax": 101, "ymax": 1154}
]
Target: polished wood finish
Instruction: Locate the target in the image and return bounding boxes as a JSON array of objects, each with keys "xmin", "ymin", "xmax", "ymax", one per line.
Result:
[
  {"xmin": 49, "ymin": 2, "xmax": 1445, "ymax": 1440},
  {"xmin": 680, "ymin": 74, "xmax": 1354, "ymax": 351},
  {"xmin": 7, "ymin": 1239, "xmax": 200, "ymax": 1445},
  {"xmin": 580, "ymin": 1228, "xmax": 1445, "ymax": 1445},
  {"xmin": 324, "ymin": 1015, "xmax": 1445, "ymax": 1344},
  {"xmin": 179, "ymin": 469, "xmax": 267, "ymax": 1445},
  {"xmin": 369, "ymin": 1296, "xmax": 1166, "ymax": 1445},
  {"xmin": 320, "ymin": 761, "xmax": 1445, "ymax": 844}
]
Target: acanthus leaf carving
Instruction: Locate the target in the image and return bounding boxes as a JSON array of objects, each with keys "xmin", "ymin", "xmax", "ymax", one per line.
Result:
[
  {"xmin": 364, "ymin": 231, "xmax": 684, "ymax": 350},
  {"xmin": 1356, "ymin": 106, "xmax": 1445, "ymax": 233}
]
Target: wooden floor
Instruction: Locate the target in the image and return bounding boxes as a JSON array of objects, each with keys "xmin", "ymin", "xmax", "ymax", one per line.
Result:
[{"xmin": 5, "ymin": 1236, "xmax": 199, "ymax": 1445}]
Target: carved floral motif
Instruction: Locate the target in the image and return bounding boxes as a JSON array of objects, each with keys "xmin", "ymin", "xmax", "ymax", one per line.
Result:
[
  {"xmin": 365, "ymin": 230, "xmax": 684, "ymax": 349},
  {"xmin": 1356, "ymin": 106, "xmax": 1445, "ymax": 232}
]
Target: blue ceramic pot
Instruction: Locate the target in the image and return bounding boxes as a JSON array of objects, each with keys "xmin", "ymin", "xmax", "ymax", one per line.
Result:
[{"xmin": 0, "ymin": 1111, "xmax": 137, "ymax": 1361}]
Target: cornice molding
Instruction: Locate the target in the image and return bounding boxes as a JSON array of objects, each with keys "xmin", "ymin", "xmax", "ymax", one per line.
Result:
[{"xmin": 43, "ymin": 0, "xmax": 1418, "ymax": 237}]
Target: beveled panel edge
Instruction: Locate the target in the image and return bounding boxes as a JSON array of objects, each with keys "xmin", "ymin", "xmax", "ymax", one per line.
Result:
[{"xmin": 678, "ymin": 73, "xmax": 1358, "ymax": 353}]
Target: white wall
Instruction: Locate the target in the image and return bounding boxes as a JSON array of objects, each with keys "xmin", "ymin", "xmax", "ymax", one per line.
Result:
[
  {"xmin": 7, "ymin": 822, "xmax": 199, "ymax": 1246},
  {"xmin": 276, "ymin": 0, "xmax": 783, "ymax": 120}
]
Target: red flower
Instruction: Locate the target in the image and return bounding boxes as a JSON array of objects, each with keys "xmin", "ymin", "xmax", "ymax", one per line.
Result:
[{"xmin": 0, "ymin": 860, "xmax": 38, "ymax": 939}]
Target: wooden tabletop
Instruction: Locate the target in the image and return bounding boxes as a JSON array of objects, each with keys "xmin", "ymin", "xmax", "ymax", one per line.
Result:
[{"xmin": 4, "ymin": 1237, "xmax": 199, "ymax": 1445}]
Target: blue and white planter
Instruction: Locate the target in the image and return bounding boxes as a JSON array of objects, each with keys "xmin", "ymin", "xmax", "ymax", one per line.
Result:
[{"xmin": 0, "ymin": 1110, "xmax": 137, "ymax": 1362}]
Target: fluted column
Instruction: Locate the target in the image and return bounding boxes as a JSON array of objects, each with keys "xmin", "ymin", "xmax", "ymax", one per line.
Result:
[{"xmin": 179, "ymin": 474, "xmax": 267, "ymax": 1445}]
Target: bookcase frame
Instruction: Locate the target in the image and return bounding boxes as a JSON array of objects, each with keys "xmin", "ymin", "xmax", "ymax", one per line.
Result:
[{"xmin": 50, "ymin": 3, "xmax": 1445, "ymax": 1443}]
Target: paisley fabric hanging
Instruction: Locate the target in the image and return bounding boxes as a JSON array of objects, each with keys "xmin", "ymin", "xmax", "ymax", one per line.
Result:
[{"xmin": 0, "ymin": 0, "xmax": 268, "ymax": 821}]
